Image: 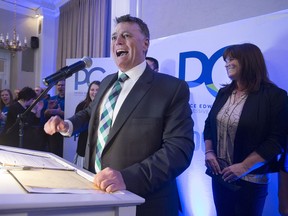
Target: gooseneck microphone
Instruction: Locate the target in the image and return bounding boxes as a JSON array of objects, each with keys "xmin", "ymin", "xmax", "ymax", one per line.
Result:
[{"xmin": 43, "ymin": 56, "xmax": 93, "ymax": 86}]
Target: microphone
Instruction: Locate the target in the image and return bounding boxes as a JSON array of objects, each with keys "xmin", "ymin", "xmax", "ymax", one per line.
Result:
[{"xmin": 43, "ymin": 56, "xmax": 93, "ymax": 86}]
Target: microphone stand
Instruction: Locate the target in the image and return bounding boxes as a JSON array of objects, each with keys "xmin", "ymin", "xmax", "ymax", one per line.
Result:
[{"xmin": 6, "ymin": 84, "xmax": 54, "ymax": 148}]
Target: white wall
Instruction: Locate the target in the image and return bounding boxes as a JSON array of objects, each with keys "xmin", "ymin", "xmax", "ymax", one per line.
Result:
[
  {"xmin": 1, "ymin": 1, "xmax": 288, "ymax": 89},
  {"xmin": 140, "ymin": 0, "xmax": 288, "ymax": 39}
]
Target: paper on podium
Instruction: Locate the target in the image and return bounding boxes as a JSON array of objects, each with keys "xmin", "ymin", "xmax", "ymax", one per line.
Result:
[
  {"xmin": 0, "ymin": 146, "xmax": 107, "ymax": 194},
  {"xmin": 8, "ymin": 168, "xmax": 103, "ymax": 194}
]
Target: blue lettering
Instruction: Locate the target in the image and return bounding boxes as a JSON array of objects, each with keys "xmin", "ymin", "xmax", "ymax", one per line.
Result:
[
  {"xmin": 74, "ymin": 66, "xmax": 106, "ymax": 90},
  {"xmin": 179, "ymin": 46, "xmax": 229, "ymax": 97}
]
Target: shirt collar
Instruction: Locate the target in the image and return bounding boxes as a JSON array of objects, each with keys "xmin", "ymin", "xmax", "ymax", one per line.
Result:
[{"xmin": 118, "ymin": 61, "xmax": 146, "ymax": 81}]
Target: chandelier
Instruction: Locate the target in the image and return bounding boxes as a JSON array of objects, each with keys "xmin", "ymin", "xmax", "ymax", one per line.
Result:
[{"xmin": 0, "ymin": 0, "xmax": 27, "ymax": 56}]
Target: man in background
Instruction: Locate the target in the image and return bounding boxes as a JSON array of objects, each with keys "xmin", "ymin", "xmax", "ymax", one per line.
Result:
[
  {"xmin": 44, "ymin": 80, "xmax": 65, "ymax": 157},
  {"xmin": 146, "ymin": 56, "xmax": 159, "ymax": 72}
]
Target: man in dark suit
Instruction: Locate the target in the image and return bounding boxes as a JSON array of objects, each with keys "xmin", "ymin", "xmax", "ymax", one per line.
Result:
[{"xmin": 44, "ymin": 14, "xmax": 194, "ymax": 216}]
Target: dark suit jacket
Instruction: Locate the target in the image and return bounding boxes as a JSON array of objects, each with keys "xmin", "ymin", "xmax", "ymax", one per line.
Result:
[
  {"xmin": 204, "ymin": 83, "xmax": 288, "ymax": 174},
  {"xmin": 69, "ymin": 66, "xmax": 195, "ymax": 216}
]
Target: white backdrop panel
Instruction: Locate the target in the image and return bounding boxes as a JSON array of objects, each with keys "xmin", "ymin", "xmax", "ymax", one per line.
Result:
[{"xmin": 147, "ymin": 9, "xmax": 288, "ymax": 216}]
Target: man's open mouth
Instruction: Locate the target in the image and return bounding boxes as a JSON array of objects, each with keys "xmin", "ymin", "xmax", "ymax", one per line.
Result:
[{"xmin": 116, "ymin": 50, "xmax": 128, "ymax": 57}]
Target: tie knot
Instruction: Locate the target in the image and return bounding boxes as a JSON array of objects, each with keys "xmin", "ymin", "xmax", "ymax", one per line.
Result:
[{"xmin": 118, "ymin": 73, "xmax": 129, "ymax": 83}]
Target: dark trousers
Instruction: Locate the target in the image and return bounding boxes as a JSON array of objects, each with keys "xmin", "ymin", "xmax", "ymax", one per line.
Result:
[{"xmin": 212, "ymin": 178, "xmax": 268, "ymax": 216}]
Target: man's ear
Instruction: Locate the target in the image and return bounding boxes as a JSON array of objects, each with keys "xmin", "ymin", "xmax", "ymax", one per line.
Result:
[{"xmin": 143, "ymin": 38, "xmax": 150, "ymax": 53}]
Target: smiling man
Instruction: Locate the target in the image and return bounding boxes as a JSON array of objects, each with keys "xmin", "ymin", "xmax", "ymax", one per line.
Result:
[{"xmin": 44, "ymin": 14, "xmax": 194, "ymax": 216}]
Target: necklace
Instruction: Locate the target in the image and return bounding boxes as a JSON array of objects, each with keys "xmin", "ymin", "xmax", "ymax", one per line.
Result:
[
  {"xmin": 224, "ymin": 91, "xmax": 247, "ymax": 115},
  {"xmin": 231, "ymin": 90, "xmax": 247, "ymax": 105}
]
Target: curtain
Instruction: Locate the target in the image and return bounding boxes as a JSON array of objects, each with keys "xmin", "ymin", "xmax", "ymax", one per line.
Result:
[{"xmin": 57, "ymin": 0, "xmax": 111, "ymax": 69}]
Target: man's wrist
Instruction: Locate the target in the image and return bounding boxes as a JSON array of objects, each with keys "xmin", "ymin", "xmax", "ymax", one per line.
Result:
[{"xmin": 60, "ymin": 120, "xmax": 73, "ymax": 136}]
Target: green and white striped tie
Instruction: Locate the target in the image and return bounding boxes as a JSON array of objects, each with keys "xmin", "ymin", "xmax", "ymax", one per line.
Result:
[{"xmin": 95, "ymin": 73, "xmax": 129, "ymax": 173}]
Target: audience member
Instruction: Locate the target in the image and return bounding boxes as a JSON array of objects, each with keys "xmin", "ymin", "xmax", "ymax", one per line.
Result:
[
  {"xmin": 44, "ymin": 80, "xmax": 65, "ymax": 157},
  {"xmin": 44, "ymin": 14, "xmax": 194, "ymax": 216},
  {"xmin": 34, "ymin": 85, "xmax": 50, "ymax": 100},
  {"xmin": 34, "ymin": 85, "xmax": 50, "ymax": 118},
  {"xmin": 0, "ymin": 89, "xmax": 14, "ymax": 135},
  {"xmin": 13, "ymin": 88, "xmax": 20, "ymax": 101},
  {"xmin": 204, "ymin": 43, "xmax": 288, "ymax": 216},
  {"xmin": 33, "ymin": 85, "xmax": 51, "ymax": 151},
  {"xmin": 74, "ymin": 80, "xmax": 101, "ymax": 168},
  {"xmin": 146, "ymin": 56, "xmax": 159, "ymax": 72},
  {"xmin": 34, "ymin": 86, "xmax": 44, "ymax": 97},
  {"xmin": 1, "ymin": 87, "xmax": 44, "ymax": 150}
]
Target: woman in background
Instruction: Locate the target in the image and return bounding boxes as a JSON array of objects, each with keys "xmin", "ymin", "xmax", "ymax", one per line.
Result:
[
  {"xmin": 0, "ymin": 89, "xmax": 14, "ymax": 135},
  {"xmin": 204, "ymin": 43, "xmax": 288, "ymax": 216},
  {"xmin": 73, "ymin": 81, "xmax": 101, "ymax": 168}
]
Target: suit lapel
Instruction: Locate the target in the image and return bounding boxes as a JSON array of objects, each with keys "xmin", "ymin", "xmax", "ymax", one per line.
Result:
[
  {"xmin": 96, "ymin": 74, "xmax": 118, "ymax": 104},
  {"xmin": 91, "ymin": 73, "xmax": 117, "ymax": 116},
  {"xmin": 104, "ymin": 68, "xmax": 154, "ymax": 151}
]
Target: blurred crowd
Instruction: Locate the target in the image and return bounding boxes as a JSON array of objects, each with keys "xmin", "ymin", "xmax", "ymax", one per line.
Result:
[{"xmin": 0, "ymin": 81, "xmax": 66, "ymax": 157}]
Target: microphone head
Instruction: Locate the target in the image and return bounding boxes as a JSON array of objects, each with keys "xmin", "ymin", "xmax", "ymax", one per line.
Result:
[{"xmin": 82, "ymin": 56, "xmax": 93, "ymax": 68}]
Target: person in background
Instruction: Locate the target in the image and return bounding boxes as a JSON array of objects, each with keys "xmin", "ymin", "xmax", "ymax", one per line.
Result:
[
  {"xmin": 44, "ymin": 14, "xmax": 194, "ymax": 216},
  {"xmin": 13, "ymin": 88, "xmax": 20, "ymax": 102},
  {"xmin": 0, "ymin": 89, "xmax": 14, "ymax": 135},
  {"xmin": 1, "ymin": 87, "xmax": 44, "ymax": 150},
  {"xmin": 44, "ymin": 80, "xmax": 65, "ymax": 157},
  {"xmin": 34, "ymin": 85, "xmax": 50, "ymax": 100},
  {"xmin": 34, "ymin": 85, "xmax": 51, "ymax": 152},
  {"xmin": 279, "ymin": 142, "xmax": 288, "ymax": 216},
  {"xmin": 34, "ymin": 86, "xmax": 44, "ymax": 97},
  {"xmin": 34, "ymin": 85, "xmax": 49, "ymax": 121},
  {"xmin": 146, "ymin": 56, "xmax": 159, "ymax": 72},
  {"xmin": 204, "ymin": 43, "xmax": 288, "ymax": 216},
  {"xmin": 74, "ymin": 80, "xmax": 101, "ymax": 168}
]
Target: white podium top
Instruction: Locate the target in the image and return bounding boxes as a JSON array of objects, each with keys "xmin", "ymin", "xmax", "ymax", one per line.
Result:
[{"xmin": 0, "ymin": 145, "xmax": 144, "ymax": 216}]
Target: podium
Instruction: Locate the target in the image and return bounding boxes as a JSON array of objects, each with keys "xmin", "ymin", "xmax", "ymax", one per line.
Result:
[{"xmin": 0, "ymin": 145, "xmax": 144, "ymax": 216}]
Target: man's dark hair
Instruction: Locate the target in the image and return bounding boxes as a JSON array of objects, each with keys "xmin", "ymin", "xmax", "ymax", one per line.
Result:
[
  {"xmin": 146, "ymin": 57, "xmax": 159, "ymax": 71},
  {"xmin": 115, "ymin": 14, "xmax": 150, "ymax": 39},
  {"xmin": 18, "ymin": 87, "xmax": 37, "ymax": 101}
]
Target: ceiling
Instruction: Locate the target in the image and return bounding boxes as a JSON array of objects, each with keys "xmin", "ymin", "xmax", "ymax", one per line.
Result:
[{"xmin": 0, "ymin": 0, "xmax": 70, "ymax": 17}]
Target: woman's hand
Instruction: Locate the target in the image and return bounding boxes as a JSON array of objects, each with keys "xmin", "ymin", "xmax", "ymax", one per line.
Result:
[
  {"xmin": 205, "ymin": 151, "xmax": 221, "ymax": 175},
  {"xmin": 222, "ymin": 163, "xmax": 248, "ymax": 182}
]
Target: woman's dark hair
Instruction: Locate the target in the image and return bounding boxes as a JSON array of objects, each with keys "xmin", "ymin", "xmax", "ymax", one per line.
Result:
[
  {"xmin": 222, "ymin": 43, "xmax": 272, "ymax": 92},
  {"xmin": 18, "ymin": 87, "xmax": 37, "ymax": 101},
  {"xmin": 0, "ymin": 89, "xmax": 14, "ymax": 110},
  {"xmin": 82, "ymin": 81, "xmax": 101, "ymax": 108}
]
